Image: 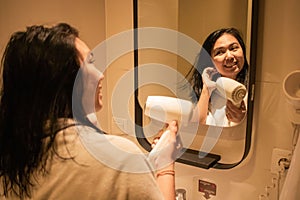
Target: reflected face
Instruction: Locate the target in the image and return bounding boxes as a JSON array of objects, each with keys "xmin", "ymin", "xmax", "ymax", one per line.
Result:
[
  {"xmin": 211, "ymin": 33, "xmax": 244, "ymax": 80},
  {"xmin": 75, "ymin": 38, "xmax": 104, "ymax": 112}
]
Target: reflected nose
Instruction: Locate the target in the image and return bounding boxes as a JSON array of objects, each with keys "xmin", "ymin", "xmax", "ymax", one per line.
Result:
[
  {"xmin": 225, "ymin": 50, "xmax": 234, "ymax": 62},
  {"xmin": 226, "ymin": 50, "xmax": 234, "ymax": 58}
]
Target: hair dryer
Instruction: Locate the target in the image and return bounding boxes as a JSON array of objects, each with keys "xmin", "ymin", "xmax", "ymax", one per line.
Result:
[
  {"xmin": 144, "ymin": 96, "xmax": 193, "ymax": 126},
  {"xmin": 215, "ymin": 77, "xmax": 247, "ymax": 107}
]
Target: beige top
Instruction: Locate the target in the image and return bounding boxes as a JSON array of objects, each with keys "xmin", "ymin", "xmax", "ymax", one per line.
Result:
[{"xmin": 2, "ymin": 121, "xmax": 163, "ymax": 200}]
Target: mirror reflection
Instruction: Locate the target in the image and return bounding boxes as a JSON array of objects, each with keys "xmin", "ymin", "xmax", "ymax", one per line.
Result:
[
  {"xmin": 135, "ymin": 0, "xmax": 256, "ymax": 167},
  {"xmin": 137, "ymin": 0, "xmax": 251, "ymax": 128},
  {"xmin": 186, "ymin": 27, "xmax": 249, "ymax": 127}
]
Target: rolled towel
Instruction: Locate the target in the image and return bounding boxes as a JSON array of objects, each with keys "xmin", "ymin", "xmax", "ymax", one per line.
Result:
[{"xmin": 216, "ymin": 77, "xmax": 247, "ymax": 107}]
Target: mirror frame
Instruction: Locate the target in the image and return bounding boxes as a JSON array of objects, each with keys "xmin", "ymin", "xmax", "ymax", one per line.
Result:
[{"xmin": 133, "ymin": 0, "xmax": 259, "ymax": 169}]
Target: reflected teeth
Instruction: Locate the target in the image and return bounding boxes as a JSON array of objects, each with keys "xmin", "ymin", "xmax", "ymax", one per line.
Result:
[{"xmin": 225, "ymin": 64, "xmax": 236, "ymax": 68}]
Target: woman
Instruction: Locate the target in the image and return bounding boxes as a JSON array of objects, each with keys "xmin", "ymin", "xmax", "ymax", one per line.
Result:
[
  {"xmin": 0, "ymin": 23, "xmax": 179, "ymax": 199},
  {"xmin": 188, "ymin": 27, "xmax": 248, "ymax": 126}
]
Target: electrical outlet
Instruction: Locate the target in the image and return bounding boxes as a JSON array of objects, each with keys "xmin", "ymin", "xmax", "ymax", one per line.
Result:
[{"xmin": 270, "ymin": 148, "xmax": 291, "ymax": 174}]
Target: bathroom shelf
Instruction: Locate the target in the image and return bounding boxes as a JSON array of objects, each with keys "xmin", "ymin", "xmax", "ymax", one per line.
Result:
[{"xmin": 176, "ymin": 148, "xmax": 221, "ymax": 169}]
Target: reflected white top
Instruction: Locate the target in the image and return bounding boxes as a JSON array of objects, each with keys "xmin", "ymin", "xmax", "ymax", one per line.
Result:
[{"xmin": 206, "ymin": 92, "xmax": 247, "ymax": 127}]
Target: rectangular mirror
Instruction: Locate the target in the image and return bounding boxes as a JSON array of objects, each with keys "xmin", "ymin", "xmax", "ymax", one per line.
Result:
[{"xmin": 134, "ymin": 0, "xmax": 258, "ymax": 169}]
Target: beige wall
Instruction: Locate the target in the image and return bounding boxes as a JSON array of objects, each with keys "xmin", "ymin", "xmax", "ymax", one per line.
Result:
[
  {"xmin": 137, "ymin": 0, "xmax": 179, "ymax": 106},
  {"xmin": 100, "ymin": 0, "xmax": 135, "ymax": 137},
  {"xmin": 178, "ymin": 0, "xmax": 248, "ymax": 46},
  {"xmin": 0, "ymin": 0, "xmax": 106, "ymax": 53},
  {"xmin": 0, "ymin": 0, "xmax": 134, "ymax": 137},
  {"xmin": 0, "ymin": 0, "xmax": 107, "ymax": 125}
]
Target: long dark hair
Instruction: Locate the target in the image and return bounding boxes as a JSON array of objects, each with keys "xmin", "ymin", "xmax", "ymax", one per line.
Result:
[
  {"xmin": 0, "ymin": 23, "xmax": 89, "ymax": 198},
  {"xmin": 187, "ymin": 27, "xmax": 249, "ymax": 100}
]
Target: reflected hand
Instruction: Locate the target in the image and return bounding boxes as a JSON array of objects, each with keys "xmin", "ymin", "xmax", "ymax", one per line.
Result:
[
  {"xmin": 202, "ymin": 67, "xmax": 218, "ymax": 96},
  {"xmin": 225, "ymin": 100, "xmax": 247, "ymax": 123}
]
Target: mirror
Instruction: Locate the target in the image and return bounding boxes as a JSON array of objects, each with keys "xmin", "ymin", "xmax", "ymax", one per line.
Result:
[{"xmin": 133, "ymin": 0, "xmax": 258, "ymax": 169}]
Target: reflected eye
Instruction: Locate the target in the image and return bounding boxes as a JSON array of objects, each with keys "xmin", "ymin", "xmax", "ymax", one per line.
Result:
[
  {"xmin": 230, "ymin": 44, "xmax": 240, "ymax": 52},
  {"xmin": 87, "ymin": 52, "xmax": 95, "ymax": 64},
  {"xmin": 213, "ymin": 49, "xmax": 225, "ymax": 56}
]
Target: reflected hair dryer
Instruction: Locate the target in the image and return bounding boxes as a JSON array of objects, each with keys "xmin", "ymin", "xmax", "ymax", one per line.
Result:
[
  {"xmin": 144, "ymin": 96, "xmax": 193, "ymax": 126},
  {"xmin": 215, "ymin": 77, "xmax": 247, "ymax": 107}
]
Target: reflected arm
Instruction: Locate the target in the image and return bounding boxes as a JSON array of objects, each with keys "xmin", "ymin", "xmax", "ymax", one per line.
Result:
[{"xmin": 191, "ymin": 85, "xmax": 210, "ymax": 124}]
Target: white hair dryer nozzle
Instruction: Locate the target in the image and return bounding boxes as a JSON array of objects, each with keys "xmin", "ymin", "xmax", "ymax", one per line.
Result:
[{"xmin": 144, "ymin": 96, "xmax": 193, "ymax": 126}]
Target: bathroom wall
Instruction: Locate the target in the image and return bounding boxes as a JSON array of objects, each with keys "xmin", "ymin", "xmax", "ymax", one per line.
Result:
[
  {"xmin": 0, "ymin": 0, "xmax": 299, "ymax": 199},
  {"xmin": 0, "ymin": 0, "xmax": 108, "ymax": 127},
  {"xmin": 0, "ymin": 0, "xmax": 134, "ymax": 137},
  {"xmin": 0, "ymin": 0, "xmax": 106, "ymax": 54}
]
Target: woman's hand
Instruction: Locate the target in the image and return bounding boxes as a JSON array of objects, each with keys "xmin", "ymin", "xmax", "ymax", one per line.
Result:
[
  {"xmin": 150, "ymin": 121, "xmax": 180, "ymax": 200},
  {"xmin": 225, "ymin": 100, "xmax": 247, "ymax": 123},
  {"xmin": 149, "ymin": 121, "xmax": 182, "ymax": 170},
  {"xmin": 151, "ymin": 124, "xmax": 167, "ymax": 149},
  {"xmin": 202, "ymin": 67, "xmax": 218, "ymax": 96}
]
